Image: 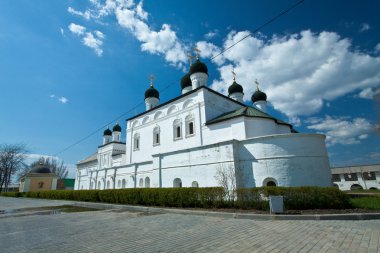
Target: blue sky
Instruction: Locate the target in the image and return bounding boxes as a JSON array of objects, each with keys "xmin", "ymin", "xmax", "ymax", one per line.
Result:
[{"xmin": 1, "ymin": 0, "xmax": 379, "ymax": 177}]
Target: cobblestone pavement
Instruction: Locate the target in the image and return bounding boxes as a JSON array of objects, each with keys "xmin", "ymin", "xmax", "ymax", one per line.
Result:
[{"xmin": 1, "ymin": 197, "xmax": 380, "ymax": 253}]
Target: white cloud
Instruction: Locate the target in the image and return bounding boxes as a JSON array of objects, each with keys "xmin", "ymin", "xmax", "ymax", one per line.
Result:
[
  {"xmin": 204, "ymin": 29, "xmax": 219, "ymax": 40},
  {"xmin": 68, "ymin": 23, "xmax": 86, "ymax": 35},
  {"xmin": 205, "ymin": 30, "xmax": 380, "ymax": 117},
  {"xmin": 58, "ymin": 97, "xmax": 69, "ymax": 104},
  {"xmin": 359, "ymin": 23, "xmax": 371, "ymax": 32},
  {"xmin": 83, "ymin": 32, "xmax": 104, "ymax": 56},
  {"xmin": 68, "ymin": 23, "xmax": 105, "ymax": 56},
  {"xmin": 375, "ymin": 43, "xmax": 380, "ymax": 53},
  {"xmin": 135, "ymin": 1, "xmax": 148, "ymax": 20},
  {"xmin": 68, "ymin": 6, "xmax": 91, "ymax": 20},
  {"xmin": 196, "ymin": 41, "xmax": 224, "ymax": 65},
  {"xmin": 306, "ymin": 116, "xmax": 373, "ymax": 145},
  {"xmin": 67, "ymin": 2, "xmax": 380, "ymax": 108},
  {"xmin": 70, "ymin": 1, "xmax": 187, "ymax": 66},
  {"xmin": 60, "ymin": 28, "xmax": 65, "ymax": 36},
  {"xmin": 358, "ymin": 87, "xmax": 380, "ymax": 99},
  {"xmin": 26, "ymin": 154, "xmax": 58, "ymax": 161},
  {"xmin": 50, "ymin": 94, "xmax": 68, "ymax": 104},
  {"xmin": 115, "ymin": 5, "xmax": 187, "ymax": 66}
]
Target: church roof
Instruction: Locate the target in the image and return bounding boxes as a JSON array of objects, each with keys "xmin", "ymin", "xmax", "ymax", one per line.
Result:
[
  {"xmin": 29, "ymin": 164, "xmax": 52, "ymax": 174},
  {"xmin": 127, "ymin": 86, "xmax": 245, "ymax": 121},
  {"xmin": 77, "ymin": 152, "xmax": 98, "ymax": 165},
  {"xmin": 206, "ymin": 106, "xmax": 291, "ymax": 126},
  {"xmin": 189, "ymin": 60, "xmax": 208, "ymax": 75}
]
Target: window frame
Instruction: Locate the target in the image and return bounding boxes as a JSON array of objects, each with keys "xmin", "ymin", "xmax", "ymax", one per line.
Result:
[
  {"xmin": 185, "ymin": 115, "xmax": 195, "ymax": 137},
  {"xmin": 153, "ymin": 126, "xmax": 160, "ymax": 146},
  {"xmin": 133, "ymin": 133, "xmax": 140, "ymax": 151},
  {"xmin": 173, "ymin": 119, "xmax": 182, "ymax": 140}
]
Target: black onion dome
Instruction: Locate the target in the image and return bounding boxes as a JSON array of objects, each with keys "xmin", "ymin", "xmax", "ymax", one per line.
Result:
[
  {"xmin": 113, "ymin": 123, "xmax": 121, "ymax": 132},
  {"xmin": 181, "ymin": 73, "xmax": 192, "ymax": 89},
  {"xmin": 30, "ymin": 163, "xmax": 52, "ymax": 174},
  {"xmin": 103, "ymin": 128, "xmax": 112, "ymax": 136},
  {"xmin": 251, "ymin": 89, "xmax": 267, "ymax": 103},
  {"xmin": 228, "ymin": 81, "xmax": 244, "ymax": 95},
  {"xmin": 144, "ymin": 85, "xmax": 159, "ymax": 99},
  {"xmin": 189, "ymin": 60, "xmax": 208, "ymax": 75}
]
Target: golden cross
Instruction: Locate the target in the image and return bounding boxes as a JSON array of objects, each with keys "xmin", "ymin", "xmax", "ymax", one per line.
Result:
[
  {"xmin": 255, "ymin": 79, "xmax": 259, "ymax": 91},
  {"xmin": 193, "ymin": 47, "xmax": 200, "ymax": 60},
  {"xmin": 149, "ymin": 74, "xmax": 155, "ymax": 86},
  {"xmin": 187, "ymin": 53, "xmax": 193, "ymax": 66},
  {"xmin": 232, "ymin": 68, "xmax": 236, "ymax": 81}
]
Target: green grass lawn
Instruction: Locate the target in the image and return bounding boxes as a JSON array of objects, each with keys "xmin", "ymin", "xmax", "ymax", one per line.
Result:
[
  {"xmin": 346, "ymin": 189, "xmax": 380, "ymax": 194},
  {"xmin": 350, "ymin": 197, "xmax": 380, "ymax": 210}
]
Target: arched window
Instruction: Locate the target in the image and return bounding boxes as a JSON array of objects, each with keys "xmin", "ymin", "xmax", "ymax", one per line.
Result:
[
  {"xmin": 142, "ymin": 116, "xmax": 150, "ymax": 124},
  {"xmin": 145, "ymin": 177, "xmax": 150, "ymax": 188},
  {"xmin": 173, "ymin": 178, "xmax": 182, "ymax": 188},
  {"xmin": 167, "ymin": 105, "xmax": 177, "ymax": 115},
  {"xmin": 153, "ymin": 126, "xmax": 160, "ymax": 146},
  {"xmin": 185, "ymin": 114, "xmax": 195, "ymax": 136},
  {"xmin": 131, "ymin": 120, "xmax": 139, "ymax": 128},
  {"xmin": 133, "ymin": 133, "xmax": 140, "ymax": 150},
  {"xmin": 139, "ymin": 178, "xmax": 144, "ymax": 188},
  {"xmin": 263, "ymin": 177, "xmax": 277, "ymax": 187},
  {"xmin": 118, "ymin": 180, "xmax": 121, "ymax": 188},
  {"xmin": 191, "ymin": 181, "xmax": 199, "ymax": 188},
  {"xmin": 106, "ymin": 180, "xmax": 110, "ymax": 189},
  {"xmin": 183, "ymin": 99, "xmax": 194, "ymax": 109},
  {"xmin": 154, "ymin": 111, "xmax": 163, "ymax": 120},
  {"xmin": 173, "ymin": 119, "xmax": 182, "ymax": 140},
  {"xmin": 122, "ymin": 179, "xmax": 126, "ymax": 188}
]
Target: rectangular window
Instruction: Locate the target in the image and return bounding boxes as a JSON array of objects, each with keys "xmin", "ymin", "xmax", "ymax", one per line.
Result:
[
  {"xmin": 331, "ymin": 174, "xmax": 341, "ymax": 182},
  {"xmin": 188, "ymin": 122, "xmax": 194, "ymax": 135},
  {"xmin": 176, "ymin": 126, "xmax": 181, "ymax": 138},
  {"xmin": 362, "ymin": 172, "xmax": 376, "ymax": 181},
  {"xmin": 344, "ymin": 173, "xmax": 358, "ymax": 181},
  {"xmin": 153, "ymin": 132, "xmax": 160, "ymax": 145},
  {"xmin": 134, "ymin": 138, "xmax": 139, "ymax": 150}
]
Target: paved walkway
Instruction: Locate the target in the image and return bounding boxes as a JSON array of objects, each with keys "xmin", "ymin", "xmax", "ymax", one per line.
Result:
[{"xmin": 1, "ymin": 197, "xmax": 380, "ymax": 253}]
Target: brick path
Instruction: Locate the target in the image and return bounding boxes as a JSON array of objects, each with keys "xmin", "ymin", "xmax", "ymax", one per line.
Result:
[{"xmin": 1, "ymin": 197, "xmax": 380, "ymax": 253}]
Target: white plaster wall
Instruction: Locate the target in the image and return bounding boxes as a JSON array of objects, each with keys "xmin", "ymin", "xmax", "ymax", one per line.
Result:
[
  {"xmin": 126, "ymin": 91, "xmax": 203, "ymax": 164},
  {"xmin": 238, "ymin": 133, "xmax": 331, "ymax": 187},
  {"xmin": 158, "ymin": 141, "xmax": 235, "ymax": 187},
  {"xmin": 202, "ymin": 89, "xmax": 243, "ymax": 121},
  {"xmin": 245, "ymin": 118, "xmax": 290, "ymax": 138},
  {"xmin": 203, "ymin": 118, "xmax": 245, "ymax": 145}
]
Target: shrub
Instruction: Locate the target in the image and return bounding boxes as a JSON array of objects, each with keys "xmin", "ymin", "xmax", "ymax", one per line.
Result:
[
  {"xmin": 0, "ymin": 192, "xmax": 24, "ymax": 198},
  {"xmin": 22, "ymin": 187, "xmax": 226, "ymax": 208},
  {"xmin": 12, "ymin": 186, "xmax": 350, "ymax": 210},
  {"xmin": 236, "ymin": 186, "xmax": 351, "ymax": 210}
]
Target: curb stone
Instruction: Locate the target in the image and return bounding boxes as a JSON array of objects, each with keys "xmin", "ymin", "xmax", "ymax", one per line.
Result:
[{"xmin": 69, "ymin": 201, "xmax": 380, "ymax": 221}]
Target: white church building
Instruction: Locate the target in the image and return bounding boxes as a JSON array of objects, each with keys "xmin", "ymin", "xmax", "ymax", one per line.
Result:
[{"xmin": 75, "ymin": 56, "xmax": 331, "ymax": 190}]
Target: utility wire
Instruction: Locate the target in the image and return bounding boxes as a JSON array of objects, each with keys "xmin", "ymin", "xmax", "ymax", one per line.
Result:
[
  {"xmin": 52, "ymin": 0, "xmax": 305, "ymax": 157},
  {"xmin": 210, "ymin": 0, "xmax": 305, "ymax": 61}
]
